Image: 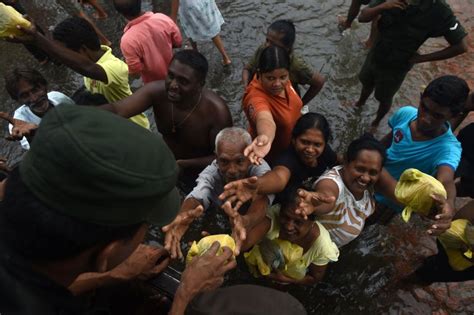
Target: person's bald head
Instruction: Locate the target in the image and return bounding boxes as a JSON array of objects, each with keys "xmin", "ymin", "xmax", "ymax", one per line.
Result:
[{"xmin": 113, "ymin": 0, "xmax": 142, "ymax": 19}]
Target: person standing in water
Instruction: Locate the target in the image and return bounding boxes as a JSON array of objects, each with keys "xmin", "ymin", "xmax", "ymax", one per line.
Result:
[
  {"xmin": 170, "ymin": 0, "xmax": 232, "ymax": 66},
  {"xmin": 354, "ymin": 0, "xmax": 468, "ymax": 132}
]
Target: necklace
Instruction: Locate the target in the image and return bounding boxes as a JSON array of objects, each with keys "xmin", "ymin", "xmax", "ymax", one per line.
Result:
[{"xmin": 171, "ymin": 92, "xmax": 202, "ymax": 133}]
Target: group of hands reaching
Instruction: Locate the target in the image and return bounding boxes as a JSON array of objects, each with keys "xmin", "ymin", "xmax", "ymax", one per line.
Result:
[{"xmin": 162, "ymin": 175, "xmax": 334, "ymax": 260}]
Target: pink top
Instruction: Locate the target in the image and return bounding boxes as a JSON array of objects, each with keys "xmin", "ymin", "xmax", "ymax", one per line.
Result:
[{"xmin": 121, "ymin": 12, "xmax": 182, "ymax": 83}]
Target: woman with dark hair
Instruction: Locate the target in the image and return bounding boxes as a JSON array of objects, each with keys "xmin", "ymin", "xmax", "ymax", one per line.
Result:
[
  {"xmin": 241, "ymin": 187, "xmax": 339, "ymax": 285},
  {"xmin": 242, "ymin": 45, "xmax": 303, "ymax": 164},
  {"xmin": 297, "ymin": 134, "xmax": 386, "ymax": 248},
  {"xmin": 219, "ymin": 112, "xmax": 338, "ymax": 208}
]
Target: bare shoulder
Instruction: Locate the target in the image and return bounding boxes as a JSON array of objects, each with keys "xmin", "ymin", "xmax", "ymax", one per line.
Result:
[
  {"xmin": 203, "ymin": 88, "xmax": 232, "ymax": 124},
  {"xmin": 314, "ymin": 177, "xmax": 339, "ymax": 198},
  {"xmin": 141, "ymin": 81, "xmax": 168, "ymax": 103}
]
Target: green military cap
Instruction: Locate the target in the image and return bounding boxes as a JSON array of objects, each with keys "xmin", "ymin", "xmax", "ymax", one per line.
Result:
[{"xmin": 20, "ymin": 105, "xmax": 179, "ymax": 227}]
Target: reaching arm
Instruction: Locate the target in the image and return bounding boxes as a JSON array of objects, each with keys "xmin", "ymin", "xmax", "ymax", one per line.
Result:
[
  {"xmin": 170, "ymin": 242, "xmax": 237, "ymax": 315},
  {"xmin": 301, "ymin": 73, "xmax": 325, "ymax": 105},
  {"xmin": 374, "ymin": 168, "xmax": 399, "ymax": 205},
  {"xmin": 410, "ymin": 37, "xmax": 468, "ymax": 64},
  {"xmin": 99, "ymin": 82, "xmax": 158, "ymax": 117},
  {"xmin": 69, "ymin": 244, "xmax": 170, "ymax": 295},
  {"xmin": 427, "ymin": 165, "xmax": 457, "ymax": 235},
  {"xmin": 242, "ymin": 68, "xmax": 251, "ymax": 86},
  {"xmin": 295, "ymin": 180, "xmax": 338, "ymax": 218},
  {"xmin": 162, "ymin": 198, "xmax": 204, "ymax": 259},
  {"xmin": 218, "ymin": 166, "xmax": 290, "ymax": 212},
  {"xmin": 358, "ymin": 0, "xmax": 407, "ymax": 23},
  {"xmin": 14, "ymin": 23, "xmax": 108, "ymax": 82},
  {"xmin": 244, "ymin": 110, "xmax": 276, "ymax": 165}
]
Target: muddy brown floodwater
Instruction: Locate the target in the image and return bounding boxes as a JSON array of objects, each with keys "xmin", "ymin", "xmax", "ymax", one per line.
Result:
[{"xmin": 0, "ymin": 0, "xmax": 473, "ymax": 314}]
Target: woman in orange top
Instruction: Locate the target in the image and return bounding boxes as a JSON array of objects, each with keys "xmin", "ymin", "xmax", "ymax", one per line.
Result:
[{"xmin": 242, "ymin": 45, "xmax": 303, "ymax": 164}]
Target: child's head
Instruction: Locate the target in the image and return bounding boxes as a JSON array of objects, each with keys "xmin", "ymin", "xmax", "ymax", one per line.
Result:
[
  {"xmin": 53, "ymin": 17, "xmax": 101, "ymax": 53},
  {"xmin": 266, "ymin": 20, "xmax": 296, "ymax": 51},
  {"xmin": 257, "ymin": 46, "xmax": 290, "ymax": 96},
  {"xmin": 278, "ymin": 187, "xmax": 316, "ymax": 243},
  {"xmin": 291, "ymin": 113, "xmax": 332, "ymax": 167}
]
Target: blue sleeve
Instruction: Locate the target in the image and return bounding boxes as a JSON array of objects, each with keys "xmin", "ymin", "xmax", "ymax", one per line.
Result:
[
  {"xmin": 437, "ymin": 139, "xmax": 462, "ymax": 171},
  {"xmin": 388, "ymin": 106, "xmax": 417, "ymax": 129},
  {"xmin": 187, "ymin": 161, "xmax": 219, "ymax": 210}
]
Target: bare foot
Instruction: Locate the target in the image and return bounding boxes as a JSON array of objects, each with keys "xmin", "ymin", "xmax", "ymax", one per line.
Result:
[
  {"xmin": 222, "ymin": 58, "xmax": 232, "ymax": 66},
  {"xmin": 337, "ymin": 15, "xmax": 351, "ymax": 33}
]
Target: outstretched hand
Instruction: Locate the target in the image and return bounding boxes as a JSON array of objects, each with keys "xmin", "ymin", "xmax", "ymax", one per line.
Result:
[
  {"xmin": 221, "ymin": 201, "xmax": 246, "ymax": 256},
  {"xmin": 244, "ymin": 135, "xmax": 271, "ymax": 165},
  {"xmin": 6, "ymin": 16, "xmax": 37, "ymax": 44},
  {"xmin": 179, "ymin": 242, "xmax": 237, "ymax": 298},
  {"xmin": 110, "ymin": 244, "xmax": 170, "ymax": 281},
  {"xmin": 0, "ymin": 112, "xmax": 38, "ymax": 141},
  {"xmin": 427, "ymin": 194, "xmax": 454, "ymax": 236},
  {"xmin": 218, "ymin": 176, "xmax": 258, "ymax": 212},
  {"xmin": 295, "ymin": 189, "xmax": 336, "ymax": 219},
  {"xmin": 162, "ymin": 205, "xmax": 204, "ymax": 259}
]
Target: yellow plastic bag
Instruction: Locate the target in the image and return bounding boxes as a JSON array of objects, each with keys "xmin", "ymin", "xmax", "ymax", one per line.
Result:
[
  {"xmin": 438, "ymin": 219, "xmax": 474, "ymax": 271},
  {"xmin": 244, "ymin": 238, "xmax": 306, "ymax": 280},
  {"xmin": 395, "ymin": 168, "xmax": 447, "ymax": 222},
  {"xmin": 186, "ymin": 234, "xmax": 236, "ymax": 264},
  {"xmin": 0, "ymin": 3, "xmax": 31, "ymax": 38}
]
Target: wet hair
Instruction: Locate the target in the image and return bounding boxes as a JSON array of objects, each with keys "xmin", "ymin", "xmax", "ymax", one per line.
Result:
[
  {"xmin": 172, "ymin": 50, "xmax": 208, "ymax": 84},
  {"xmin": 53, "ymin": 16, "xmax": 101, "ymax": 52},
  {"xmin": 345, "ymin": 134, "xmax": 386, "ymax": 166},
  {"xmin": 292, "ymin": 113, "xmax": 332, "ymax": 142},
  {"xmin": 0, "ymin": 168, "xmax": 142, "ymax": 261},
  {"xmin": 268, "ymin": 20, "xmax": 296, "ymax": 50},
  {"xmin": 422, "ymin": 75, "xmax": 470, "ymax": 116},
  {"xmin": 113, "ymin": 0, "xmax": 141, "ymax": 18},
  {"xmin": 215, "ymin": 127, "xmax": 252, "ymax": 152},
  {"xmin": 279, "ymin": 185, "xmax": 317, "ymax": 221},
  {"xmin": 257, "ymin": 45, "xmax": 290, "ymax": 74},
  {"xmin": 4, "ymin": 68, "xmax": 48, "ymax": 101},
  {"xmin": 71, "ymin": 86, "xmax": 108, "ymax": 106}
]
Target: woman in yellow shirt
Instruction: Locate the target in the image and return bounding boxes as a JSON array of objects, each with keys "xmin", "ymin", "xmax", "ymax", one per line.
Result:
[{"xmin": 241, "ymin": 188, "xmax": 339, "ymax": 285}]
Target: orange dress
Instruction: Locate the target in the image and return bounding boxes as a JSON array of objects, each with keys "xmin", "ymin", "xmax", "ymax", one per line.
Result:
[{"xmin": 242, "ymin": 76, "xmax": 303, "ymax": 162}]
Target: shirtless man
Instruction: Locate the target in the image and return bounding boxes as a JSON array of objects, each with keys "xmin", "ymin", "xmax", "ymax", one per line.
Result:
[{"xmin": 101, "ymin": 50, "xmax": 233, "ymax": 185}]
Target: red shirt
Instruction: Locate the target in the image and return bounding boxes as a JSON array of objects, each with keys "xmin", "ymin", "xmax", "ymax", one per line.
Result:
[
  {"xmin": 242, "ymin": 76, "xmax": 303, "ymax": 161},
  {"xmin": 121, "ymin": 12, "xmax": 182, "ymax": 83}
]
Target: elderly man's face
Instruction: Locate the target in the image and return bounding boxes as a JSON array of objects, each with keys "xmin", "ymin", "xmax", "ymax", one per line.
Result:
[{"xmin": 216, "ymin": 140, "xmax": 251, "ymax": 184}]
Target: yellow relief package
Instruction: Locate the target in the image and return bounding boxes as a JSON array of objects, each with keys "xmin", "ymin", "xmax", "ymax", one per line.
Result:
[
  {"xmin": 244, "ymin": 238, "xmax": 306, "ymax": 280},
  {"xmin": 186, "ymin": 234, "xmax": 235, "ymax": 264},
  {"xmin": 395, "ymin": 168, "xmax": 447, "ymax": 222},
  {"xmin": 0, "ymin": 3, "xmax": 31, "ymax": 38},
  {"xmin": 438, "ymin": 219, "xmax": 474, "ymax": 271}
]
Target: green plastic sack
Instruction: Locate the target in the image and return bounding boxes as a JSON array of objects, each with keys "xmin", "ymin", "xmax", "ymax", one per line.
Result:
[
  {"xmin": 0, "ymin": 3, "xmax": 31, "ymax": 38},
  {"xmin": 395, "ymin": 168, "xmax": 446, "ymax": 222},
  {"xmin": 186, "ymin": 234, "xmax": 235, "ymax": 264}
]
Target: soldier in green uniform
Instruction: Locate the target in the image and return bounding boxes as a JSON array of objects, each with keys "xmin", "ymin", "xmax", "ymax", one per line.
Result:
[
  {"xmin": 0, "ymin": 106, "xmax": 236, "ymax": 314},
  {"xmin": 355, "ymin": 0, "xmax": 468, "ymax": 132}
]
